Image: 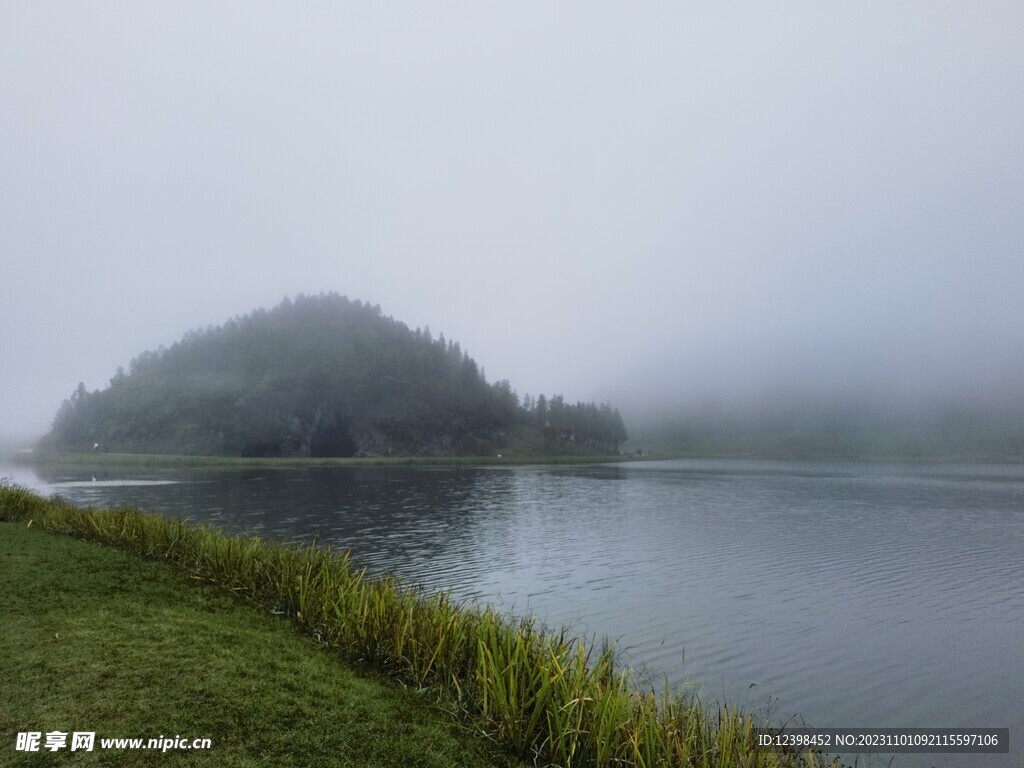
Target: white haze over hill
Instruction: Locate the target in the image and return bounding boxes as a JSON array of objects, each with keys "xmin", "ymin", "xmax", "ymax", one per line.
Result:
[{"xmin": 1, "ymin": 2, "xmax": 1022, "ymax": 446}]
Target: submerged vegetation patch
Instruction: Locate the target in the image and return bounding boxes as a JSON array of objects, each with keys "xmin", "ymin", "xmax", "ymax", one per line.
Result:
[{"xmin": 0, "ymin": 484, "xmax": 839, "ymax": 767}]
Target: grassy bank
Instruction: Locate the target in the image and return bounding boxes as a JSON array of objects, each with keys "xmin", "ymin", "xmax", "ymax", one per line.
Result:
[
  {"xmin": 0, "ymin": 486, "xmax": 835, "ymax": 768},
  {"xmin": 0, "ymin": 520, "xmax": 527, "ymax": 767}
]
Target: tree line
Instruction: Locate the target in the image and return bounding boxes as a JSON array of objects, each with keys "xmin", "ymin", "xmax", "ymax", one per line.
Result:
[
  {"xmin": 40, "ymin": 293, "xmax": 626, "ymax": 457},
  {"xmin": 517, "ymin": 394, "xmax": 628, "ymax": 453}
]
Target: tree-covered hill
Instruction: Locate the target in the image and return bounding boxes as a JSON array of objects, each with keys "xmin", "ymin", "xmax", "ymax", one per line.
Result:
[{"xmin": 38, "ymin": 293, "xmax": 627, "ymax": 458}]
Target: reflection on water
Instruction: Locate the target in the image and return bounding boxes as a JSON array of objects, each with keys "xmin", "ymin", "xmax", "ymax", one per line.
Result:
[{"xmin": 6, "ymin": 458, "xmax": 1023, "ymax": 768}]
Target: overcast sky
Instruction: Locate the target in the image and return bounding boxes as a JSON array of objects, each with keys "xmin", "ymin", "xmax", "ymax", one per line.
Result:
[{"xmin": 2, "ymin": 2, "xmax": 1022, "ymax": 444}]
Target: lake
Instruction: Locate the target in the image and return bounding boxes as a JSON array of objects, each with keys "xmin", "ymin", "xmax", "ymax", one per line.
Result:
[{"xmin": 4, "ymin": 457, "xmax": 1021, "ymax": 767}]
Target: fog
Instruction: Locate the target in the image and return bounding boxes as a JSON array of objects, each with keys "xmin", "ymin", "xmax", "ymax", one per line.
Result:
[{"xmin": 2, "ymin": 2, "xmax": 1022, "ymax": 448}]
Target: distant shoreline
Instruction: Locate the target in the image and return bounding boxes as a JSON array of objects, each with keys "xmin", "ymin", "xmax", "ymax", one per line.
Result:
[
  {"xmin": 7, "ymin": 449, "xmax": 1022, "ymax": 474},
  {"xmin": 6, "ymin": 450, "xmax": 659, "ymax": 470}
]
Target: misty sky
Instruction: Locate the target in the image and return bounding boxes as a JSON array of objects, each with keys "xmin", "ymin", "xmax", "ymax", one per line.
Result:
[{"xmin": 2, "ymin": 2, "xmax": 1023, "ymax": 443}]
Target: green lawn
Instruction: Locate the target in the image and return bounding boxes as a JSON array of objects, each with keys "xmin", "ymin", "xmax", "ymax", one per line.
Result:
[{"xmin": 0, "ymin": 522, "xmax": 524, "ymax": 768}]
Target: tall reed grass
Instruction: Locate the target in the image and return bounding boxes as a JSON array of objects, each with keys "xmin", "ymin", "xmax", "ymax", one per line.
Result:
[{"xmin": 0, "ymin": 483, "xmax": 837, "ymax": 768}]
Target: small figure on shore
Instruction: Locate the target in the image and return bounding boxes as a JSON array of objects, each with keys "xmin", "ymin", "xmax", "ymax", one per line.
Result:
[{"xmin": 93, "ymin": 442, "xmax": 100, "ymax": 453}]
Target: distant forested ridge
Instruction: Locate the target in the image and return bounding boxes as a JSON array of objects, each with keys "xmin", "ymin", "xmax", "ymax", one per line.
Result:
[{"xmin": 39, "ymin": 293, "xmax": 627, "ymax": 458}]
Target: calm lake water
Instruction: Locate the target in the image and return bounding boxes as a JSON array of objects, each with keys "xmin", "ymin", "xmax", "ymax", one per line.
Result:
[{"xmin": 4, "ymin": 457, "xmax": 1021, "ymax": 767}]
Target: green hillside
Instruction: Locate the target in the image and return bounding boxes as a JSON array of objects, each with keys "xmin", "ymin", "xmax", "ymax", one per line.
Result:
[{"xmin": 38, "ymin": 293, "xmax": 626, "ymax": 458}]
